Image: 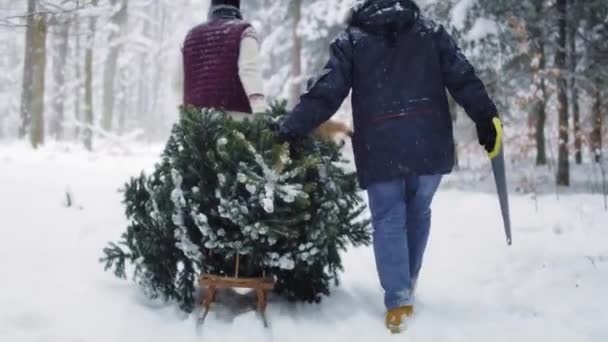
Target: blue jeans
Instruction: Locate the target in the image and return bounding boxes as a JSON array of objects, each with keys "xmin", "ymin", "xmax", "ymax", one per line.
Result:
[{"xmin": 367, "ymin": 175, "xmax": 442, "ymax": 310}]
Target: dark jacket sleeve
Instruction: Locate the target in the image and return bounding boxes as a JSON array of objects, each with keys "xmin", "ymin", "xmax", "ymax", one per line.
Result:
[
  {"xmin": 280, "ymin": 31, "xmax": 353, "ymax": 137},
  {"xmin": 435, "ymin": 25, "xmax": 498, "ymax": 123}
]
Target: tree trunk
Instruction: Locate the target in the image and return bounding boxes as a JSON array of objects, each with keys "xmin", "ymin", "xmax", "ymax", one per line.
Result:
[
  {"xmin": 116, "ymin": 2, "xmax": 129, "ymax": 136},
  {"xmin": 556, "ymin": 0, "xmax": 570, "ymax": 186},
  {"xmin": 73, "ymin": 6, "xmax": 82, "ymax": 139},
  {"xmin": 149, "ymin": 1, "xmax": 166, "ymax": 140},
  {"xmin": 534, "ymin": 42, "xmax": 548, "ymax": 166},
  {"xmin": 571, "ymin": 82, "xmax": 581, "ymax": 164},
  {"xmin": 569, "ymin": 0, "xmax": 581, "ymax": 164},
  {"xmin": 29, "ymin": 14, "xmax": 48, "ymax": 149},
  {"xmin": 448, "ymin": 95, "xmax": 459, "ymax": 169},
  {"xmin": 83, "ymin": 0, "xmax": 98, "ymax": 151},
  {"xmin": 137, "ymin": 11, "xmax": 152, "ymax": 135},
  {"xmin": 591, "ymin": 84, "xmax": 602, "ymax": 163},
  {"xmin": 534, "ymin": 43, "xmax": 548, "ymax": 166},
  {"xmin": 534, "ymin": 101, "xmax": 547, "ymax": 166},
  {"xmin": 117, "ymin": 75, "xmax": 128, "ymax": 135},
  {"xmin": 50, "ymin": 22, "xmax": 70, "ymax": 140},
  {"xmin": 531, "ymin": 2, "xmax": 547, "ymax": 166},
  {"xmin": 102, "ymin": 0, "xmax": 128, "ymax": 133},
  {"xmin": 19, "ymin": 0, "xmax": 37, "ymax": 139},
  {"xmin": 289, "ymin": 0, "xmax": 303, "ymax": 108}
]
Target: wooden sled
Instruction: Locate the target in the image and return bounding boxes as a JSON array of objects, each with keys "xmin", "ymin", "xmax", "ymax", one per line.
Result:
[{"xmin": 197, "ymin": 255, "xmax": 275, "ymax": 328}]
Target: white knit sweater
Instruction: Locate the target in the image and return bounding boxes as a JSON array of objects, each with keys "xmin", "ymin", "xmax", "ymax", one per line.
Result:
[{"xmin": 232, "ymin": 26, "xmax": 267, "ymax": 120}]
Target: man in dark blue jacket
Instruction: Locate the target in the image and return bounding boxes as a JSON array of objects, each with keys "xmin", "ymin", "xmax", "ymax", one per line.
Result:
[{"xmin": 280, "ymin": 0, "xmax": 502, "ymax": 333}]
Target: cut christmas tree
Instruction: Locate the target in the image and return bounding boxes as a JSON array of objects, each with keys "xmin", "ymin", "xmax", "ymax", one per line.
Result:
[{"xmin": 100, "ymin": 103, "xmax": 371, "ymax": 312}]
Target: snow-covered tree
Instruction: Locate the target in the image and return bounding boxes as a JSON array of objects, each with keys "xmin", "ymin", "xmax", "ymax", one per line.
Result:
[{"xmin": 243, "ymin": 0, "xmax": 352, "ymax": 104}]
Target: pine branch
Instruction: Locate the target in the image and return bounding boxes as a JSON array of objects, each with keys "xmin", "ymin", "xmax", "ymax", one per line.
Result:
[{"xmin": 100, "ymin": 242, "xmax": 130, "ymax": 279}]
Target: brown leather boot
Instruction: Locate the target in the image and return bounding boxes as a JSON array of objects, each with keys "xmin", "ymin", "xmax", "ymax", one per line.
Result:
[{"xmin": 385, "ymin": 305, "xmax": 414, "ymax": 333}]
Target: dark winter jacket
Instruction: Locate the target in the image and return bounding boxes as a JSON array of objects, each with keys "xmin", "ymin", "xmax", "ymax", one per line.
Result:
[
  {"xmin": 183, "ymin": 6, "xmax": 252, "ymax": 113},
  {"xmin": 280, "ymin": 0, "xmax": 497, "ymax": 189}
]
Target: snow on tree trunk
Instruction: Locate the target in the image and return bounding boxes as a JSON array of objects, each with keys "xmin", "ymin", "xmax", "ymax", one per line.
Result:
[
  {"xmin": 102, "ymin": 0, "xmax": 128, "ymax": 133},
  {"xmin": 50, "ymin": 22, "xmax": 70, "ymax": 141},
  {"xmin": 136, "ymin": 9, "xmax": 152, "ymax": 137},
  {"xmin": 556, "ymin": 0, "xmax": 570, "ymax": 186},
  {"xmin": 289, "ymin": 0, "xmax": 303, "ymax": 109},
  {"xmin": 72, "ymin": 8, "xmax": 83, "ymax": 140},
  {"xmin": 83, "ymin": 0, "xmax": 98, "ymax": 151},
  {"xmin": 19, "ymin": 0, "xmax": 37, "ymax": 140},
  {"xmin": 149, "ymin": 2, "xmax": 167, "ymax": 141},
  {"xmin": 29, "ymin": 14, "xmax": 48, "ymax": 149},
  {"xmin": 569, "ymin": 0, "xmax": 582, "ymax": 165},
  {"xmin": 534, "ymin": 35, "xmax": 548, "ymax": 166},
  {"xmin": 534, "ymin": 96, "xmax": 547, "ymax": 166},
  {"xmin": 448, "ymin": 95, "xmax": 459, "ymax": 169},
  {"xmin": 591, "ymin": 85, "xmax": 603, "ymax": 163},
  {"xmin": 117, "ymin": 73, "xmax": 128, "ymax": 135}
]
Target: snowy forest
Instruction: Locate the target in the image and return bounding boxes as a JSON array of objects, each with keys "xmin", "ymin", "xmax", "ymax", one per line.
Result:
[
  {"xmin": 2, "ymin": 1, "xmax": 608, "ymax": 341},
  {"xmin": 1, "ymin": 0, "xmax": 607, "ymax": 189}
]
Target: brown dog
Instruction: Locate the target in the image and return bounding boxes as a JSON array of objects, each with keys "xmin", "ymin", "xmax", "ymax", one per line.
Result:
[{"xmin": 314, "ymin": 120, "xmax": 353, "ymax": 143}]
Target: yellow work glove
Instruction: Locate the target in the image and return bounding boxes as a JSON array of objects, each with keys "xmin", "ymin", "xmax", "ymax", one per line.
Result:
[{"xmin": 476, "ymin": 116, "xmax": 503, "ymax": 159}]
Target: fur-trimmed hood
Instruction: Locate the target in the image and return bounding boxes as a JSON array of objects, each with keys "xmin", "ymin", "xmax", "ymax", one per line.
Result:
[{"xmin": 346, "ymin": 0, "xmax": 420, "ymax": 36}]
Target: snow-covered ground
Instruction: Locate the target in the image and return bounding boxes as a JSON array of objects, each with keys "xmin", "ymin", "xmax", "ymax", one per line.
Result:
[{"xmin": 1, "ymin": 143, "xmax": 607, "ymax": 342}]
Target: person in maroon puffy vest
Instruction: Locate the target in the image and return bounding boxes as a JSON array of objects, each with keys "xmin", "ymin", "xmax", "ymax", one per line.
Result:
[{"xmin": 182, "ymin": 0, "xmax": 266, "ymax": 120}]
